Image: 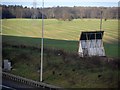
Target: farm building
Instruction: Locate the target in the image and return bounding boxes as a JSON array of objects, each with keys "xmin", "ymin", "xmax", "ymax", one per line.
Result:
[{"xmin": 78, "ymin": 31, "xmax": 106, "ymax": 57}]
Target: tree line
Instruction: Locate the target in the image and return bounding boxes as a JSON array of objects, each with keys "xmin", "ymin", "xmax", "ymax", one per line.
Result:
[{"xmin": 1, "ymin": 5, "xmax": 118, "ymax": 20}]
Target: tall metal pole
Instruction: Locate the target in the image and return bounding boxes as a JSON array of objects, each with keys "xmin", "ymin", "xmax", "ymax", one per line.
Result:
[
  {"xmin": 0, "ymin": 7, "xmax": 2, "ymax": 86},
  {"xmin": 40, "ymin": 0, "xmax": 44, "ymax": 82},
  {"xmin": 100, "ymin": 10, "xmax": 103, "ymax": 31}
]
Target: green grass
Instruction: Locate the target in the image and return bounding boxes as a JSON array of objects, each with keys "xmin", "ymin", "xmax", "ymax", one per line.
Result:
[
  {"xmin": 2, "ymin": 19, "xmax": 119, "ymax": 57},
  {"xmin": 2, "ymin": 35, "xmax": 119, "ymax": 57},
  {"xmin": 2, "ymin": 19, "xmax": 119, "ymax": 88},
  {"xmin": 2, "ymin": 19, "xmax": 118, "ymax": 42},
  {"xmin": 3, "ymin": 46, "xmax": 119, "ymax": 88}
]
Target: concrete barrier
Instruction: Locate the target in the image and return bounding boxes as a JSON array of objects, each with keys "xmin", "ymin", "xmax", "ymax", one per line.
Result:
[{"xmin": 2, "ymin": 72, "xmax": 61, "ymax": 89}]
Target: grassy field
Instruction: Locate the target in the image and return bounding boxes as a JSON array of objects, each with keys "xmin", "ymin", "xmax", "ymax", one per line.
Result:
[
  {"xmin": 2, "ymin": 19, "xmax": 119, "ymax": 88},
  {"xmin": 3, "ymin": 45, "xmax": 119, "ymax": 88},
  {"xmin": 2, "ymin": 19, "xmax": 119, "ymax": 57},
  {"xmin": 2, "ymin": 19, "xmax": 118, "ymax": 42},
  {"xmin": 2, "ymin": 35, "xmax": 119, "ymax": 57}
]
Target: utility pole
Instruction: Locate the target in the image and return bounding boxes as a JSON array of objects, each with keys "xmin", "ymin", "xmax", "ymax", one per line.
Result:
[
  {"xmin": 0, "ymin": 15, "xmax": 2, "ymax": 34},
  {"xmin": 100, "ymin": 9, "xmax": 103, "ymax": 31},
  {"xmin": 40, "ymin": 0, "xmax": 44, "ymax": 82}
]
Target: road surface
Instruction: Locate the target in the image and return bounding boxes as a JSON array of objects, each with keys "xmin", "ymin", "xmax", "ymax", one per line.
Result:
[{"xmin": 1, "ymin": 78, "xmax": 43, "ymax": 90}]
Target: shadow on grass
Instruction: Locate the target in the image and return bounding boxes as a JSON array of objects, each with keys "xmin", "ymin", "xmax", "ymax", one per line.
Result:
[{"xmin": 2, "ymin": 35, "xmax": 119, "ymax": 57}]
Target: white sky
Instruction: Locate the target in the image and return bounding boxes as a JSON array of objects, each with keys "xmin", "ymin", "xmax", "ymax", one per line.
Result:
[
  {"xmin": 1, "ymin": 0, "xmax": 119, "ymax": 2},
  {"xmin": 1, "ymin": 0, "xmax": 119, "ymax": 7}
]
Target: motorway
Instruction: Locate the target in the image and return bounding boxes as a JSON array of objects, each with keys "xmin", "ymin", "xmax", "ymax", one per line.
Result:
[
  {"xmin": 1, "ymin": 78, "xmax": 43, "ymax": 90},
  {"xmin": 1, "ymin": 72, "xmax": 60, "ymax": 90}
]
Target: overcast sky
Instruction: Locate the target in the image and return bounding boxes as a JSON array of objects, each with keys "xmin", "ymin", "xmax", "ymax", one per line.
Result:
[
  {"xmin": 1, "ymin": 0, "xmax": 119, "ymax": 7},
  {"xmin": 1, "ymin": 0, "xmax": 119, "ymax": 2}
]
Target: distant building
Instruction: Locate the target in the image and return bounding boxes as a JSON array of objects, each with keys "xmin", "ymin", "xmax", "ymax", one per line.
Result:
[{"xmin": 78, "ymin": 31, "xmax": 105, "ymax": 57}]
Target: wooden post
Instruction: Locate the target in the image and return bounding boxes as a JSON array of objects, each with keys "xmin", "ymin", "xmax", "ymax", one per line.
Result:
[{"xmin": 100, "ymin": 10, "xmax": 103, "ymax": 31}]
